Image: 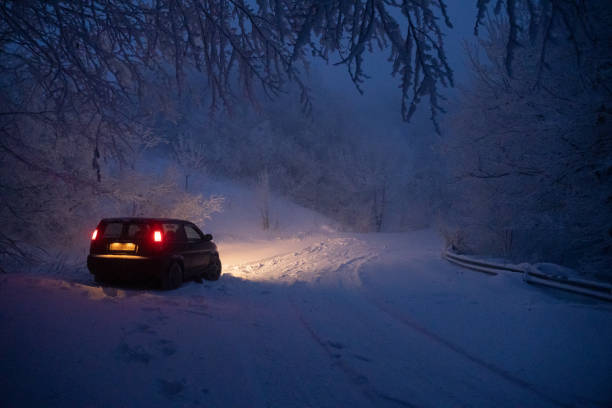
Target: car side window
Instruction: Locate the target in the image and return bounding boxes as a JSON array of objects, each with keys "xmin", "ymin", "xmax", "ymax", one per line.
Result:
[
  {"xmin": 185, "ymin": 225, "xmax": 202, "ymax": 241},
  {"xmin": 162, "ymin": 223, "xmax": 183, "ymax": 242}
]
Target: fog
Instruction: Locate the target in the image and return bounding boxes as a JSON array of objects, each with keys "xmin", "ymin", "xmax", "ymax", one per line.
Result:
[{"xmin": 1, "ymin": 1, "xmax": 610, "ymax": 278}]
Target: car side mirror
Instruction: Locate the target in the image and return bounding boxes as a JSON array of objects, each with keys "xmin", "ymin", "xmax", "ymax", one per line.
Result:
[{"xmin": 203, "ymin": 234, "xmax": 213, "ymax": 242}]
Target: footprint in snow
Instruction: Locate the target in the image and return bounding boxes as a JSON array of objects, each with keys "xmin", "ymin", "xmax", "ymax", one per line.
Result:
[
  {"xmin": 157, "ymin": 378, "xmax": 185, "ymax": 399},
  {"xmin": 327, "ymin": 340, "xmax": 345, "ymax": 350},
  {"xmin": 116, "ymin": 341, "xmax": 152, "ymax": 364},
  {"xmin": 158, "ymin": 339, "xmax": 177, "ymax": 356},
  {"xmin": 189, "ymin": 295, "xmax": 207, "ymax": 304},
  {"xmin": 352, "ymin": 374, "xmax": 369, "ymax": 385},
  {"xmin": 132, "ymin": 323, "xmax": 156, "ymax": 335},
  {"xmin": 351, "ymin": 354, "xmax": 372, "ymax": 363},
  {"xmin": 140, "ymin": 307, "xmax": 169, "ymax": 322},
  {"xmin": 181, "ymin": 308, "xmax": 212, "ymax": 318}
]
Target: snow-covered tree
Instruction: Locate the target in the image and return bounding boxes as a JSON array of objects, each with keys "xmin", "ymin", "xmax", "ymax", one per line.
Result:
[
  {"xmin": 172, "ymin": 133, "xmax": 208, "ymax": 191},
  {"xmin": 257, "ymin": 169, "xmax": 272, "ymax": 231},
  {"xmin": 442, "ymin": 7, "xmax": 611, "ymax": 276},
  {"xmin": 0, "ymin": 1, "xmax": 456, "ymax": 128}
]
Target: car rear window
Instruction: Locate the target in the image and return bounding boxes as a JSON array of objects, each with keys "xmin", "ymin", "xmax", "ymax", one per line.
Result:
[
  {"xmin": 127, "ymin": 223, "xmax": 150, "ymax": 239},
  {"xmin": 102, "ymin": 222, "xmax": 123, "ymax": 238}
]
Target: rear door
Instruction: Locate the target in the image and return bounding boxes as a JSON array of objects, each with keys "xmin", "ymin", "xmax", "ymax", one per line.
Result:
[
  {"xmin": 93, "ymin": 221, "xmax": 148, "ymax": 255},
  {"xmin": 125, "ymin": 222, "xmax": 150, "ymax": 254},
  {"xmin": 103, "ymin": 221, "xmax": 137, "ymax": 254},
  {"xmin": 161, "ymin": 222, "xmax": 191, "ymax": 269},
  {"xmin": 184, "ymin": 223, "xmax": 211, "ymax": 274}
]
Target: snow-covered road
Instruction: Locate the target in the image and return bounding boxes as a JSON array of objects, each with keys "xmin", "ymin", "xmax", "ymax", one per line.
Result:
[{"xmin": 1, "ymin": 230, "xmax": 611, "ymax": 407}]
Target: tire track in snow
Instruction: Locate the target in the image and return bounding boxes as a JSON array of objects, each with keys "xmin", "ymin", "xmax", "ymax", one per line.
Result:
[
  {"xmin": 245, "ymin": 238, "xmax": 417, "ymax": 407},
  {"xmin": 231, "ymin": 236, "xmax": 571, "ymax": 407},
  {"xmin": 287, "ymin": 291, "xmax": 417, "ymax": 408},
  {"xmin": 357, "ymin": 266, "xmax": 573, "ymax": 408},
  {"xmin": 284, "ymin": 239, "xmax": 417, "ymax": 407},
  {"xmin": 228, "ymin": 237, "xmax": 373, "ymax": 284}
]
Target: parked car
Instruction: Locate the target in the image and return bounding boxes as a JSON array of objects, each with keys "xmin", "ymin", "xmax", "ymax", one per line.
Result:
[{"xmin": 87, "ymin": 218, "xmax": 221, "ymax": 289}]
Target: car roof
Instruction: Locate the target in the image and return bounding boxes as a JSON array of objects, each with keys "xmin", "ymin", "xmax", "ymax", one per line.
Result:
[{"xmin": 100, "ymin": 217, "xmax": 191, "ymax": 224}]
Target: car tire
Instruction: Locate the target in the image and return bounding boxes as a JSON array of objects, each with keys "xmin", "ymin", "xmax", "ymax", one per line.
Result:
[
  {"xmin": 161, "ymin": 262, "xmax": 183, "ymax": 290},
  {"xmin": 204, "ymin": 254, "xmax": 222, "ymax": 281}
]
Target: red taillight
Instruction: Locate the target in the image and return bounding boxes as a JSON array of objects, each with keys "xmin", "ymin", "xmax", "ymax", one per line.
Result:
[
  {"xmin": 91, "ymin": 229, "xmax": 98, "ymax": 240},
  {"xmin": 153, "ymin": 230, "xmax": 162, "ymax": 242}
]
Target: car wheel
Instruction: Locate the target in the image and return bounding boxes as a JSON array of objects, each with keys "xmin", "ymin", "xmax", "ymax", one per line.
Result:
[
  {"xmin": 204, "ymin": 254, "xmax": 222, "ymax": 281},
  {"xmin": 161, "ymin": 262, "xmax": 183, "ymax": 290}
]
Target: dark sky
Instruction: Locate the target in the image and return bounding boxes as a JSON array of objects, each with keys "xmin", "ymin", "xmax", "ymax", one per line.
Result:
[{"xmin": 309, "ymin": 3, "xmax": 477, "ymax": 136}]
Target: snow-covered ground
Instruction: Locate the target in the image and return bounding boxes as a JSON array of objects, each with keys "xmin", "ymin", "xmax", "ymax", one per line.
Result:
[
  {"xmin": 1, "ymin": 183, "xmax": 611, "ymax": 407},
  {"xmin": 2, "ymin": 227, "xmax": 611, "ymax": 407}
]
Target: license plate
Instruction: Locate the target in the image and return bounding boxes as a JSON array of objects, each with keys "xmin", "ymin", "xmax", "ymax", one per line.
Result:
[{"xmin": 109, "ymin": 242, "xmax": 136, "ymax": 251}]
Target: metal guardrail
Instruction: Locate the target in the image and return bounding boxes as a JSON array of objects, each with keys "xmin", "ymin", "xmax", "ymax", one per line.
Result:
[
  {"xmin": 442, "ymin": 249, "xmax": 612, "ymax": 302},
  {"xmin": 442, "ymin": 250, "xmax": 522, "ymax": 275}
]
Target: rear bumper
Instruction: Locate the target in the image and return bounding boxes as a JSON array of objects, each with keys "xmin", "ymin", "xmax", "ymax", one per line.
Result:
[{"xmin": 87, "ymin": 254, "xmax": 169, "ymax": 282}]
